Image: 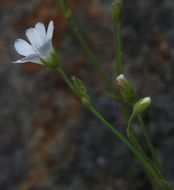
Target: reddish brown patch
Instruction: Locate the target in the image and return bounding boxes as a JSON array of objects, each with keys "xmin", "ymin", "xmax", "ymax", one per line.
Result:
[
  {"xmin": 21, "ymin": 63, "xmax": 42, "ymax": 72},
  {"xmin": 0, "ymin": 0, "xmax": 16, "ymax": 5},
  {"xmin": 20, "ymin": 169, "xmax": 48, "ymax": 190},
  {"xmin": 152, "ymin": 34, "xmax": 170, "ymax": 62},
  {"xmin": 20, "ymin": 91, "xmax": 82, "ymax": 189}
]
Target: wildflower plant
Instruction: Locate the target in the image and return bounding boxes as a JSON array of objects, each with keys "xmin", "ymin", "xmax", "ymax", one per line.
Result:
[{"xmin": 13, "ymin": 0, "xmax": 171, "ymax": 189}]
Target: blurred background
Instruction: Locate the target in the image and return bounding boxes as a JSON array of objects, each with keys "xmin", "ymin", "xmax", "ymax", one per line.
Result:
[{"xmin": 0, "ymin": 0, "xmax": 174, "ymax": 189}]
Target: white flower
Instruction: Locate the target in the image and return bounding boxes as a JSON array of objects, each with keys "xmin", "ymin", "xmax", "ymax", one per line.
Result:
[{"xmin": 13, "ymin": 21, "xmax": 54, "ymax": 64}]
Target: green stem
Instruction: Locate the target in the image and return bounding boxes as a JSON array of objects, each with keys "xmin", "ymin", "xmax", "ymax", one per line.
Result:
[
  {"xmin": 114, "ymin": 21, "xmax": 123, "ymax": 75},
  {"xmin": 89, "ymin": 106, "xmax": 162, "ymax": 183},
  {"xmin": 70, "ymin": 19, "xmax": 129, "ymax": 121},
  {"xmin": 57, "ymin": 67, "xmax": 168, "ymax": 189},
  {"xmin": 60, "ymin": 0, "xmax": 119, "ymax": 88},
  {"xmin": 57, "ymin": 68, "xmax": 140, "ymax": 162},
  {"xmin": 57, "ymin": 68, "xmax": 131, "ymax": 153},
  {"xmin": 128, "ymin": 114, "xmax": 171, "ymax": 190},
  {"xmin": 138, "ymin": 116, "xmax": 162, "ymax": 173},
  {"xmin": 58, "ymin": 68, "xmax": 78, "ymax": 96},
  {"xmin": 118, "ymin": 100, "xmax": 130, "ymax": 122},
  {"xmin": 128, "ymin": 114, "xmax": 162, "ymax": 181},
  {"xmin": 69, "ymin": 20, "xmax": 115, "ymax": 91},
  {"xmin": 90, "ymin": 106, "xmax": 170, "ymax": 190},
  {"xmin": 70, "ymin": 21, "xmax": 105, "ymax": 80},
  {"xmin": 138, "ymin": 116, "xmax": 171, "ymax": 190}
]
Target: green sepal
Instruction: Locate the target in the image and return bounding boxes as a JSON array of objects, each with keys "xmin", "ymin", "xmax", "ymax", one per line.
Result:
[
  {"xmin": 120, "ymin": 82, "xmax": 136, "ymax": 103},
  {"xmin": 116, "ymin": 74, "xmax": 137, "ymax": 103},
  {"xmin": 42, "ymin": 50, "xmax": 60, "ymax": 69}
]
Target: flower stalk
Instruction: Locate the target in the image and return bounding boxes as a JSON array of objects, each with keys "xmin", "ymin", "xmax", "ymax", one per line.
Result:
[
  {"xmin": 112, "ymin": 0, "xmax": 123, "ymax": 75},
  {"xmin": 59, "ymin": 0, "xmax": 119, "ymax": 100},
  {"xmin": 127, "ymin": 113, "xmax": 171, "ymax": 190},
  {"xmin": 69, "ymin": 20, "xmax": 117, "ymax": 96}
]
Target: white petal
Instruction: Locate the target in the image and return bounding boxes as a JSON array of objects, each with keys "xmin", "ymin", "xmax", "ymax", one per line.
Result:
[
  {"xmin": 35, "ymin": 22, "xmax": 46, "ymax": 41},
  {"xmin": 39, "ymin": 39, "xmax": 53, "ymax": 59},
  {"xmin": 12, "ymin": 54, "xmax": 42, "ymax": 64},
  {"xmin": 26, "ymin": 28, "xmax": 44, "ymax": 50},
  {"xmin": 46, "ymin": 21, "xmax": 54, "ymax": 40},
  {"xmin": 14, "ymin": 39, "xmax": 35, "ymax": 56}
]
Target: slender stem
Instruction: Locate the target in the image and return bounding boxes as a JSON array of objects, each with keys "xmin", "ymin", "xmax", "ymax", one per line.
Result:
[
  {"xmin": 127, "ymin": 114, "xmax": 162, "ymax": 181},
  {"xmin": 70, "ymin": 17, "xmax": 130, "ymax": 124},
  {"xmin": 114, "ymin": 22, "xmax": 123, "ymax": 75},
  {"xmin": 57, "ymin": 1, "xmax": 171, "ymax": 189},
  {"xmin": 138, "ymin": 116, "xmax": 162, "ymax": 173},
  {"xmin": 60, "ymin": 0, "xmax": 113, "ymax": 88},
  {"xmin": 57, "ymin": 68, "xmax": 139, "ymax": 160},
  {"xmin": 128, "ymin": 114, "xmax": 171, "ymax": 190},
  {"xmin": 57, "ymin": 68, "xmax": 133, "ymax": 153},
  {"xmin": 89, "ymin": 106, "xmax": 135, "ymax": 152},
  {"xmin": 57, "ymin": 68, "xmax": 78, "ymax": 96},
  {"xmin": 89, "ymin": 106, "xmax": 162, "ymax": 183},
  {"xmin": 57, "ymin": 67, "xmax": 169, "ymax": 189},
  {"xmin": 127, "ymin": 113, "xmax": 135, "ymax": 133},
  {"xmin": 118, "ymin": 100, "xmax": 130, "ymax": 121},
  {"xmin": 70, "ymin": 21, "xmax": 105, "ymax": 80},
  {"xmin": 69, "ymin": 20, "xmax": 118, "ymax": 97},
  {"xmin": 138, "ymin": 116, "xmax": 171, "ymax": 190}
]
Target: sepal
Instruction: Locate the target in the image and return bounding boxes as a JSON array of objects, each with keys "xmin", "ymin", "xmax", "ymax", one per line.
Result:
[{"xmin": 42, "ymin": 50, "xmax": 60, "ymax": 69}]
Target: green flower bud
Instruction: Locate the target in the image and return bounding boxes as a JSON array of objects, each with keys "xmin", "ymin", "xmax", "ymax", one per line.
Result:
[
  {"xmin": 42, "ymin": 50, "xmax": 61, "ymax": 69},
  {"xmin": 72, "ymin": 76, "xmax": 90, "ymax": 105},
  {"xmin": 116, "ymin": 74, "xmax": 136, "ymax": 102},
  {"xmin": 133, "ymin": 97, "xmax": 151, "ymax": 115},
  {"xmin": 112, "ymin": 0, "xmax": 123, "ymax": 22}
]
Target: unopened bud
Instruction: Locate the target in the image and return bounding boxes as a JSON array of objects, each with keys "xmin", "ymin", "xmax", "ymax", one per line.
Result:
[
  {"xmin": 116, "ymin": 74, "xmax": 126, "ymax": 86},
  {"xmin": 112, "ymin": 0, "xmax": 123, "ymax": 22},
  {"xmin": 72, "ymin": 76, "xmax": 90, "ymax": 104},
  {"xmin": 133, "ymin": 97, "xmax": 151, "ymax": 115},
  {"xmin": 116, "ymin": 74, "xmax": 136, "ymax": 102}
]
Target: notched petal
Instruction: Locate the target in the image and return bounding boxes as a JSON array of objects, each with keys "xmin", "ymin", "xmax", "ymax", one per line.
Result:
[
  {"xmin": 14, "ymin": 39, "xmax": 35, "ymax": 56},
  {"xmin": 12, "ymin": 53, "xmax": 42, "ymax": 64},
  {"xmin": 35, "ymin": 22, "xmax": 46, "ymax": 40},
  {"xmin": 46, "ymin": 20, "xmax": 54, "ymax": 40}
]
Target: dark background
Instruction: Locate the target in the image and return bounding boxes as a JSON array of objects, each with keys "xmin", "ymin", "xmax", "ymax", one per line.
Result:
[{"xmin": 0, "ymin": 0, "xmax": 174, "ymax": 189}]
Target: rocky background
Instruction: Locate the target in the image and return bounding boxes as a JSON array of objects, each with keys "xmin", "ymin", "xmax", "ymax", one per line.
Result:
[{"xmin": 0, "ymin": 0, "xmax": 174, "ymax": 189}]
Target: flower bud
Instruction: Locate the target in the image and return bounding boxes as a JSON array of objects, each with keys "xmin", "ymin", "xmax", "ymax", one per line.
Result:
[
  {"xmin": 133, "ymin": 97, "xmax": 151, "ymax": 115},
  {"xmin": 112, "ymin": 0, "xmax": 122, "ymax": 22},
  {"xmin": 116, "ymin": 74, "xmax": 126, "ymax": 85},
  {"xmin": 116, "ymin": 74, "xmax": 136, "ymax": 102},
  {"xmin": 72, "ymin": 76, "xmax": 90, "ymax": 104}
]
